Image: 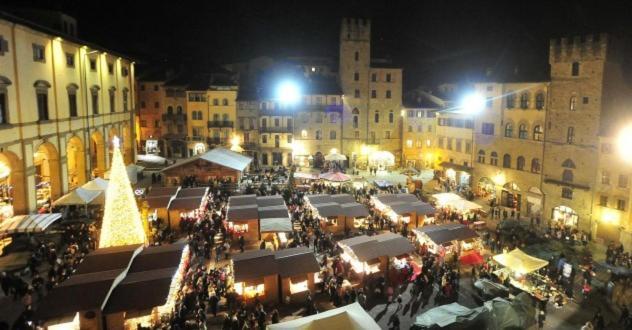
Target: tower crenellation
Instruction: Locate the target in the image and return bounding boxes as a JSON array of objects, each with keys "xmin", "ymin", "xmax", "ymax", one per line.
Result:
[
  {"xmin": 549, "ymin": 33, "xmax": 616, "ymax": 63},
  {"xmin": 340, "ymin": 17, "xmax": 371, "ymax": 42}
]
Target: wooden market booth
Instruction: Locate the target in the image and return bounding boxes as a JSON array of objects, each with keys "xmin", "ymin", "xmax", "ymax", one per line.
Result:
[
  {"xmin": 143, "ymin": 186, "xmax": 180, "ymax": 229},
  {"xmin": 372, "ymin": 193, "xmax": 436, "ymax": 227},
  {"xmin": 160, "ymin": 147, "xmax": 252, "ymax": 186},
  {"xmin": 412, "ymin": 223, "xmax": 481, "ymax": 256},
  {"xmin": 226, "ymin": 194, "xmax": 291, "ymax": 244},
  {"xmin": 304, "ymin": 194, "xmax": 369, "ymax": 234},
  {"xmin": 231, "ymin": 247, "xmax": 320, "ymax": 305},
  {"xmin": 167, "ymin": 187, "xmax": 209, "ymax": 230}
]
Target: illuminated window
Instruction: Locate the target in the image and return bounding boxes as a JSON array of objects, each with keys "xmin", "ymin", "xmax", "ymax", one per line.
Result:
[
  {"xmin": 533, "ymin": 125, "xmax": 543, "ymax": 141},
  {"xmin": 569, "ymin": 96, "xmax": 576, "ymax": 111},
  {"xmin": 520, "ymin": 93, "xmax": 529, "ymax": 109},
  {"xmin": 301, "ymin": 129, "xmax": 307, "ymax": 138},
  {"xmin": 504, "ymin": 123, "xmax": 513, "ymax": 137},
  {"xmin": 477, "ymin": 150, "xmax": 485, "ymax": 163},
  {"xmin": 406, "ymin": 140, "xmax": 413, "ymax": 148}
]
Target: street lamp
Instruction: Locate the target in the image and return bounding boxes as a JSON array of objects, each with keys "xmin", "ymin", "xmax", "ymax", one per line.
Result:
[
  {"xmin": 460, "ymin": 92, "xmax": 486, "ymax": 114},
  {"xmin": 276, "ymin": 80, "xmax": 301, "ymax": 106},
  {"xmin": 617, "ymin": 124, "xmax": 632, "ymax": 163}
]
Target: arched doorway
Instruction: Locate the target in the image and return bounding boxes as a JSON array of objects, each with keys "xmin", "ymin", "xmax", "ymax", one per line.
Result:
[
  {"xmin": 552, "ymin": 205, "xmax": 578, "ymax": 228},
  {"xmin": 90, "ymin": 131, "xmax": 106, "ymax": 177},
  {"xmin": 501, "ymin": 182, "xmax": 521, "ymax": 211},
  {"xmin": 67, "ymin": 136, "xmax": 86, "ymax": 189},
  {"xmin": 122, "ymin": 124, "xmax": 133, "ymax": 164},
  {"xmin": 34, "ymin": 142, "xmax": 62, "ymax": 206},
  {"xmin": 0, "ymin": 151, "xmax": 26, "ymax": 217}
]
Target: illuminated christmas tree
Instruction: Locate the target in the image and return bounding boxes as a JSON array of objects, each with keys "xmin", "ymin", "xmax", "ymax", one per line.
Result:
[{"xmin": 98, "ymin": 137, "xmax": 146, "ymax": 248}]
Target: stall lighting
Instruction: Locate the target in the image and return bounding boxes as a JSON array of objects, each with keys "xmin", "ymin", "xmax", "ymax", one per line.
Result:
[
  {"xmin": 98, "ymin": 138, "xmax": 147, "ymax": 248},
  {"xmin": 157, "ymin": 245, "xmax": 190, "ymax": 316},
  {"xmin": 48, "ymin": 312, "xmax": 79, "ymax": 330},
  {"xmin": 0, "ymin": 161, "xmax": 10, "ymax": 180},
  {"xmin": 235, "ymin": 282, "xmax": 265, "ymax": 298},
  {"xmin": 289, "ymin": 280, "xmax": 309, "ymax": 294},
  {"xmin": 617, "ymin": 124, "xmax": 632, "ymax": 163}
]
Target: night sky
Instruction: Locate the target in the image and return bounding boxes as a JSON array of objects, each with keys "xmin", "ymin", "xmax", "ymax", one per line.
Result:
[{"xmin": 4, "ymin": 0, "xmax": 632, "ymax": 87}]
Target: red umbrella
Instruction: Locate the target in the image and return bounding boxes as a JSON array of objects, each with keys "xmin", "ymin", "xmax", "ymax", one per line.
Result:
[
  {"xmin": 460, "ymin": 251, "xmax": 484, "ymax": 265},
  {"xmin": 320, "ymin": 172, "xmax": 351, "ymax": 182}
]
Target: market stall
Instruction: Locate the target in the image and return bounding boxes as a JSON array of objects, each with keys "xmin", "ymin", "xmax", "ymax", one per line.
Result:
[
  {"xmin": 143, "ymin": 186, "xmax": 180, "ymax": 228},
  {"xmin": 412, "ymin": 223, "xmax": 481, "ymax": 256},
  {"xmin": 231, "ymin": 247, "xmax": 320, "ymax": 304},
  {"xmin": 167, "ymin": 187, "xmax": 209, "ymax": 230},
  {"xmin": 304, "ymin": 194, "xmax": 368, "ymax": 234},
  {"xmin": 492, "ymin": 248, "xmax": 552, "ymax": 301},
  {"xmin": 337, "ymin": 232, "xmax": 414, "ymax": 280},
  {"xmin": 372, "ymin": 194, "xmax": 436, "ymax": 227},
  {"xmin": 432, "ymin": 192, "xmax": 483, "ymax": 221},
  {"xmin": 226, "ymin": 194, "xmax": 291, "ymax": 244}
]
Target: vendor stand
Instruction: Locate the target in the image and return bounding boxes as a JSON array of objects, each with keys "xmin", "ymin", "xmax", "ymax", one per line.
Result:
[
  {"xmin": 412, "ymin": 223, "xmax": 481, "ymax": 256},
  {"xmin": 167, "ymin": 187, "xmax": 209, "ymax": 230},
  {"xmin": 226, "ymin": 194, "xmax": 292, "ymax": 244},
  {"xmin": 305, "ymin": 194, "xmax": 369, "ymax": 234},
  {"xmin": 492, "ymin": 248, "xmax": 553, "ymax": 301},
  {"xmin": 372, "ymin": 194, "xmax": 435, "ymax": 227}
]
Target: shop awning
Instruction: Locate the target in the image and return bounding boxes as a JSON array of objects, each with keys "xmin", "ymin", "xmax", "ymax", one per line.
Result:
[
  {"xmin": 305, "ymin": 194, "xmax": 333, "ymax": 205},
  {"xmin": 375, "ymin": 193, "xmax": 419, "ymax": 204},
  {"xmin": 373, "ymin": 180, "xmax": 393, "ymax": 188},
  {"xmin": 432, "ymin": 192, "xmax": 463, "ymax": 204},
  {"xmin": 320, "ymin": 172, "xmax": 351, "ymax": 182},
  {"xmin": 258, "ymin": 205, "xmax": 290, "ymax": 219},
  {"xmin": 493, "ymin": 248, "xmax": 548, "ymax": 274},
  {"xmin": 338, "ymin": 232, "xmax": 414, "ymax": 262},
  {"xmin": 268, "ymin": 302, "xmax": 380, "ymax": 330},
  {"xmin": 161, "ymin": 147, "xmax": 252, "ymax": 173},
  {"xmin": 260, "ymin": 217, "xmax": 293, "ymax": 233},
  {"xmin": 275, "ymin": 247, "xmax": 320, "ymax": 278},
  {"xmin": 54, "ymin": 188, "xmax": 103, "ymax": 206},
  {"xmin": 0, "ymin": 213, "xmax": 62, "ymax": 234},
  {"xmin": 81, "ymin": 177, "xmax": 109, "ymax": 191}
]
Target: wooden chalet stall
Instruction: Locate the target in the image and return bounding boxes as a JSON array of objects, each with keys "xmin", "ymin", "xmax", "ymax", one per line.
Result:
[
  {"xmin": 412, "ymin": 223, "xmax": 481, "ymax": 256},
  {"xmin": 226, "ymin": 195, "xmax": 292, "ymax": 245},
  {"xmin": 143, "ymin": 187, "xmax": 180, "ymax": 229},
  {"xmin": 337, "ymin": 232, "xmax": 414, "ymax": 280},
  {"xmin": 372, "ymin": 194, "xmax": 436, "ymax": 227},
  {"xmin": 304, "ymin": 194, "xmax": 369, "ymax": 234},
  {"xmin": 160, "ymin": 147, "xmax": 252, "ymax": 187},
  {"xmin": 167, "ymin": 187, "xmax": 209, "ymax": 230},
  {"xmin": 34, "ymin": 243, "xmax": 190, "ymax": 330},
  {"xmin": 231, "ymin": 247, "xmax": 320, "ymax": 305}
]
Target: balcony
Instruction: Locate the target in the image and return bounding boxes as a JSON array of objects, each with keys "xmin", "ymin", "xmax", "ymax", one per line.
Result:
[
  {"xmin": 161, "ymin": 113, "xmax": 187, "ymax": 123},
  {"xmin": 207, "ymin": 137, "xmax": 227, "ymax": 145},
  {"xmin": 207, "ymin": 120, "xmax": 234, "ymax": 128},
  {"xmin": 259, "ymin": 126, "xmax": 293, "ymax": 133},
  {"xmin": 301, "ymin": 104, "xmax": 344, "ymax": 113}
]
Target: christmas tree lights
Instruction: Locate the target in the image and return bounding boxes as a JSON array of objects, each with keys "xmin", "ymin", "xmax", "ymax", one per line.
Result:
[{"xmin": 98, "ymin": 137, "xmax": 146, "ymax": 248}]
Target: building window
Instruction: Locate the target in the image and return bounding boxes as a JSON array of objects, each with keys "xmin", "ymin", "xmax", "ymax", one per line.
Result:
[
  {"xmin": 571, "ymin": 62, "xmax": 580, "ymax": 76},
  {"xmin": 89, "ymin": 59, "xmax": 96, "ymax": 71},
  {"xmin": 274, "ymin": 118, "xmax": 280, "ymax": 127},
  {"xmin": 517, "ymin": 156, "xmax": 525, "ymax": 170},
  {"xmin": 65, "ymin": 53, "xmax": 74, "ymax": 67},
  {"xmin": 477, "ymin": 150, "xmax": 485, "ymax": 163},
  {"xmin": 506, "ymin": 93, "xmax": 515, "ymax": 109},
  {"xmin": 619, "ymin": 175, "xmax": 629, "ymax": 188},
  {"xmin": 354, "ymin": 89, "xmax": 360, "ymax": 98},
  {"xmin": 602, "ymin": 171, "xmax": 610, "ymax": 184},
  {"xmin": 562, "ymin": 159, "xmax": 576, "ymax": 168},
  {"xmin": 569, "ymin": 96, "xmax": 576, "ymax": 111},
  {"xmin": 388, "ymin": 111, "xmax": 394, "ymax": 123},
  {"xmin": 330, "ymin": 130, "xmax": 337, "ymax": 140},
  {"xmin": 465, "ymin": 141, "xmax": 472, "ymax": 153},
  {"xmin": 140, "ymin": 84, "xmax": 145, "ymax": 91},
  {"xmin": 261, "ymin": 135, "xmax": 268, "ymax": 144},
  {"xmin": 386, "ymin": 90, "xmax": 392, "ymax": 98},
  {"xmin": 600, "ymin": 195, "xmax": 608, "ymax": 206},
  {"xmin": 503, "ymin": 154, "xmax": 511, "ymax": 168},
  {"xmin": 371, "ymin": 73, "xmax": 377, "ymax": 82},
  {"xmin": 287, "ymin": 135, "xmax": 292, "ymax": 144},
  {"xmin": 107, "ymin": 63, "xmax": 113, "ymax": 74},
  {"xmin": 67, "ymin": 85, "xmax": 78, "ymax": 117},
  {"xmin": 533, "ymin": 125, "xmax": 543, "ymax": 141},
  {"xmin": 122, "ymin": 89, "xmax": 129, "ymax": 112},
  {"xmin": 531, "ymin": 158, "xmax": 540, "ymax": 173},
  {"xmin": 354, "ymin": 51, "xmax": 359, "ymax": 61},
  {"xmin": 535, "ymin": 93, "xmax": 545, "ymax": 110},
  {"xmin": 140, "ymin": 101, "xmax": 146, "ymax": 108},
  {"xmin": 562, "ymin": 187, "xmax": 573, "ymax": 199},
  {"xmin": 386, "ymin": 73, "xmax": 392, "ymax": 82},
  {"xmin": 371, "ymin": 90, "xmax": 377, "ymax": 98},
  {"xmin": 315, "ymin": 130, "xmax": 322, "ymax": 140},
  {"xmin": 490, "ymin": 152, "xmax": 498, "ymax": 166},
  {"xmin": 374, "ymin": 112, "xmax": 379, "ymax": 123},
  {"xmin": 90, "ymin": 87, "xmax": 99, "ymax": 114},
  {"xmin": 567, "ymin": 127, "xmax": 574, "ymax": 144},
  {"xmin": 518, "ymin": 124, "xmax": 528, "ymax": 139},
  {"xmin": 407, "ymin": 125, "xmax": 412, "ymax": 133},
  {"xmin": 417, "ymin": 125, "xmax": 422, "ymax": 132},
  {"xmin": 36, "ymin": 91, "xmax": 49, "ymax": 120},
  {"xmin": 154, "ymin": 102, "xmax": 159, "ymax": 109},
  {"xmin": 316, "ymin": 114, "xmax": 323, "ymax": 123},
  {"xmin": 617, "ymin": 199, "xmax": 626, "ymax": 211},
  {"xmin": 406, "ymin": 140, "xmax": 413, "ymax": 148},
  {"xmin": 482, "ymin": 123, "xmax": 494, "ymax": 135},
  {"xmin": 329, "ymin": 113, "xmax": 337, "ymax": 123},
  {"xmin": 301, "ymin": 129, "xmax": 307, "ymax": 138},
  {"xmin": 385, "ymin": 131, "xmax": 391, "ymax": 139},
  {"xmin": 562, "ymin": 169, "xmax": 574, "ymax": 182},
  {"xmin": 0, "ymin": 36, "xmax": 8, "ymax": 56},
  {"xmin": 223, "ymin": 98, "xmax": 228, "ymax": 106},
  {"xmin": 582, "ymin": 96, "xmax": 589, "ymax": 104},
  {"xmin": 446, "ymin": 138, "xmax": 452, "ymax": 150},
  {"xmin": 504, "ymin": 123, "xmax": 513, "ymax": 137},
  {"xmin": 32, "ymin": 44, "xmax": 45, "ymax": 62},
  {"xmin": 109, "ymin": 88, "xmax": 116, "ymax": 112},
  {"xmin": 455, "ymin": 139, "xmax": 462, "ymax": 152},
  {"xmin": 167, "ymin": 106, "xmax": 173, "ymax": 114},
  {"xmin": 354, "ymin": 72, "xmax": 359, "ymax": 81},
  {"xmin": 438, "ymin": 137, "xmax": 444, "ymax": 149},
  {"xmin": 0, "ymin": 88, "xmax": 7, "ymax": 124},
  {"xmin": 353, "ymin": 115, "xmax": 358, "ymax": 128},
  {"xmin": 262, "ymin": 153, "xmax": 268, "ymax": 165},
  {"xmin": 520, "ymin": 93, "xmax": 529, "ymax": 109},
  {"xmin": 354, "ymin": 131, "xmax": 360, "ymax": 139},
  {"xmin": 121, "ymin": 66, "xmax": 129, "ymax": 77}
]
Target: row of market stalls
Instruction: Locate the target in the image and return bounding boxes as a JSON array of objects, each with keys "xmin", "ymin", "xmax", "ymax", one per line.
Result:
[
  {"xmin": 226, "ymin": 194, "xmax": 292, "ymax": 247},
  {"xmin": 142, "ymin": 186, "xmax": 210, "ymax": 230},
  {"xmin": 303, "ymin": 194, "xmax": 369, "ymax": 234},
  {"xmin": 371, "ymin": 193, "xmax": 436, "ymax": 227},
  {"xmin": 34, "ymin": 243, "xmax": 190, "ymax": 329},
  {"xmin": 337, "ymin": 232, "xmax": 415, "ymax": 280},
  {"xmin": 231, "ymin": 246, "xmax": 320, "ymax": 304}
]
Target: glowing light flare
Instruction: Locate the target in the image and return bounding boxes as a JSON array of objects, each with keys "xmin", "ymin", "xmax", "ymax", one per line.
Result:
[
  {"xmin": 98, "ymin": 144, "xmax": 147, "ymax": 248},
  {"xmin": 617, "ymin": 125, "xmax": 632, "ymax": 163},
  {"xmin": 601, "ymin": 209, "xmax": 620, "ymax": 224},
  {"xmin": 460, "ymin": 93, "xmax": 486, "ymax": 114},
  {"xmin": 0, "ymin": 161, "xmax": 10, "ymax": 180},
  {"xmin": 492, "ymin": 172, "xmax": 506, "ymax": 186},
  {"xmin": 277, "ymin": 81, "xmax": 301, "ymax": 105}
]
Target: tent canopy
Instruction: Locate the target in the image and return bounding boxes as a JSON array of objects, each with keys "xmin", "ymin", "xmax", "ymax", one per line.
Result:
[
  {"xmin": 414, "ymin": 302, "xmax": 487, "ymax": 328},
  {"xmin": 0, "ymin": 213, "xmax": 62, "ymax": 235},
  {"xmin": 320, "ymin": 172, "xmax": 351, "ymax": 182},
  {"xmin": 268, "ymin": 302, "xmax": 380, "ymax": 330},
  {"xmin": 54, "ymin": 188, "xmax": 103, "ymax": 206},
  {"xmin": 368, "ymin": 151, "xmax": 395, "ymax": 166},
  {"xmin": 325, "ymin": 153, "xmax": 347, "ymax": 161},
  {"xmin": 493, "ymin": 248, "xmax": 548, "ymax": 274},
  {"xmin": 81, "ymin": 178, "xmax": 109, "ymax": 191}
]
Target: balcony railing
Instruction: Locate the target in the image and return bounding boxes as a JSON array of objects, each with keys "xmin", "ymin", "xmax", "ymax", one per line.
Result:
[
  {"xmin": 161, "ymin": 113, "xmax": 187, "ymax": 122},
  {"xmin": 259, "ymin": 126, "xmax": 293, "ymax": 133},
  {"xmin": 207, "ymin": 120, "xmax": 234, "ymax": 128},
  {"xmin": 207, "ymin": 137, "xmax": 227, "ymax": 145},
  {"xmin": 301, "ymin": 104, "xmax": 344, "ymax": 113},
  {"xmin": 243, "ymin": 142, "xmax": 258, "ymax": 150}
]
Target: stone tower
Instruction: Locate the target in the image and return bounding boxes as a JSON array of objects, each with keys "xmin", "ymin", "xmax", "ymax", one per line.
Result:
[
  {"xmin": 339, "ymin": 18, "xmax": 371, "ymax": 162},
  {"xmin": 542, "ymin": 34, "xmax": 630, "ymax": 233}
]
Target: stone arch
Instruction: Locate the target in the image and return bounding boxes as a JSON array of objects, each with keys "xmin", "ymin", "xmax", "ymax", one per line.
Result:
[
  {"xmin": 0, "ymin": 151, "xmax": 26, "ymax": 215},
  {"xmin": 67, "ymin": 136, "xmax": 86, "ymax": 189},
  {"xmin": 34, "ymin": 142, "xmax": 62, "ymax": 202},
  {"xmin": 90, "ymin": 130, "xmax": 106, "ymax": 177}
]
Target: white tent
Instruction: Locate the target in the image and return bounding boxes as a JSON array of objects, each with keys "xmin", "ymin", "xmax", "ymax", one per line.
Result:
[
  {"xmin": 325, "ymin": 153, "xmax": 347, "ymax": 161},
  {"xmin": 368, "ymin": 151, "xmax": 395, "ymax": 167},
  {"xmin": 53, "ymin": 188, "xmax": 103, "ymax": 206},
  {"xmin": 104, "ymin": 164, "xmax": 143, "ymax": 184},
  {"xmin": 450, "ymin": 199, "xmax": 483, "ymax": 212},
  {"xmin": 268, "ymin": 302, "xmax": 380, "ymax": 330},
  {"xmin": 0, "ymin": 213, "xmax": 62, "ymax": 234},
  {"xmin": 81, "ymin": 178, "xmax": 109, "ymax": 191},
  {"xmin": 432, "ymin": 192, "xmax": 463, "ymax": 205}
]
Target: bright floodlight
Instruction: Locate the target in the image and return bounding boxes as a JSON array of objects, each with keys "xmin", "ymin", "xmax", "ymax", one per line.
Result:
[
  {"xmin": 461, "ymin": 93, "xmax": 486, "ymax": 114},
  {"xmin": 277, "ymin": 81, "xmax": 301, "ymax": 105},
  {"xmin": 617, "ymin": 124, "xmax": 632, "ymax": 163}
]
